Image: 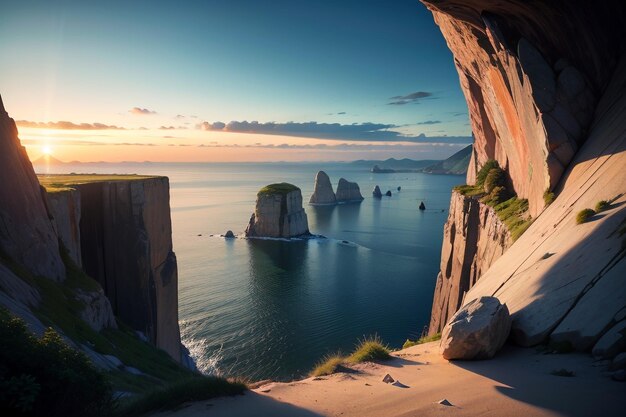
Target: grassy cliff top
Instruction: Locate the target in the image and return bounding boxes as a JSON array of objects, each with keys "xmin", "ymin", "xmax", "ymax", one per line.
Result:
[
  {"xmin": 38, "ymin": 174, "xmax": 162, "ymax": 192},
  {"xmin": 257, "ymin": 182, "xmax": 300, "ymax": 196}
]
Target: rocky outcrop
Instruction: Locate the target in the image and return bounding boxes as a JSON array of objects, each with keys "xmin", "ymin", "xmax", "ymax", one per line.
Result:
[
  {"xmin": 245, "ymin": 183, "xmax": 310, "ymax": 238},
  {"xmin": 309, "ymin": 171, "xmax": 336, "ymax": 205},
  {"xmin": 335, "ymin": 178, "xmax": 364, "ymax": 203},
  {"xmin": 75, "ymin": 178, "xmax": 182, "ymax": 361},
  {"xmin": 372, "ymin": 186, "xmax": 382, "ymax": 198},
  {"xmin": 0, "ymin": 95, "xmax": 65, "ymax": 281},
  {"xmin": 46, "ymin": 189, "xmax": 82, "ymax": 266},
  {"xmin": 429, "ymin": 191, "xmax": 512, "ymax": 334},
  {"xmin": 440, "ymin": 296, "xmax": 511, "ymax": 360},
  {"xmin": 75, "ymin": 288, "xmax": 117, "ymax": 331},
  {"xmin": 420, "ymin": 1, "xmax": 625, "ymax": 217}
]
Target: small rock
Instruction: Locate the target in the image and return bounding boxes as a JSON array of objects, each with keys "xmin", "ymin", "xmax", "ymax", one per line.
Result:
[
  {"xmin": 438, "ymin": 399, "xmax": 453, "ymax": 406},
  {"xmin": 373, "ymin": 185, "xmax": 382, "ymax": 198},
  {"xmin": 419, "ymin": 202, "xmax": 426, "ymax": 210},
  {"xmin": 612, "ymin": 370, "xmax": 625, "ymax": 382},
  {"xmin": 260, "ymin": 388, "xmax": 272, "ymax": 393},
  {"xmin": 385, "ymin": 190, "xmax": 392, "ymax": 197},
  {"xmin": 224, "ymin": 230, "xmax": 235, "ymax": 238},
  {"xmin": 382, "ymin": 374, "xmax": 395, "ymax": 383},
  {"xmin": 397, "ymin": 186, "xmax": 401, "ymax": 191},
  {"xmin": 197, "ymin": 234, "xmax": 202, "ymax": 236},
  {"xmin": 391, "ymin": 380, "xmax": 409, "ymax": 388}
]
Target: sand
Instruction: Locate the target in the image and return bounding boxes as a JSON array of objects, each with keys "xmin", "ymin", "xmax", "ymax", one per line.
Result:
[{"xmin": 153, "ymin": 342, "xmax": 625, "ymax": 417}]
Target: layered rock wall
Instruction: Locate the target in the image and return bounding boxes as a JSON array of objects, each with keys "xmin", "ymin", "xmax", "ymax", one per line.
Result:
[
  {"xmin": 76, "ymin": 179, "xmax": 182, "ymax": 361},
  {"xmin": 429, "ymin": 191, "xmax": 511, "ymax": 334},
  {"xmin": 0, "ymin": 95, "xmax": 65, "ymax": 280},
  {"xmin": 46, "ymin": 189, "xmax": 82, "ymax": 266},
  {"xmin": 246, "ymin": 186, "xmax": 309, "ymax": 238}
]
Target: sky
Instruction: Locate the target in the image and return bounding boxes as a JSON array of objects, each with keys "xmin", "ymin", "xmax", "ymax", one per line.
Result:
[{"xmin": 0, "ymin": 0, "xmax": 472, "ymax": 162}]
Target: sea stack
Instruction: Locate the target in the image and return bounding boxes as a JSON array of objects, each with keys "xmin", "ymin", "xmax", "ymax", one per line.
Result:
[
  {"xmin": 419, "ymin": 202, "xmax": 426, "ymax": 210},
  {"xmin": 245, "ymin": 183, "xmax": 309, "ymax": 238},
  {"xmin": 373, "ymin": 185, "xmax": 382, "ymax": 198},
  {"xmin": 335, "ymin": 178, "xmax": 364, "ymax": 203},
  {"xmin": 309, "ymin": 171, "xmax": 336, "ymax": 205}
]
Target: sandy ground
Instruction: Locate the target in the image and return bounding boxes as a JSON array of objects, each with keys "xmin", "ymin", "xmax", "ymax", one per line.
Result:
[{"xmin": 154, "ymin": 342, "xmax": 625, "ymax": 417}]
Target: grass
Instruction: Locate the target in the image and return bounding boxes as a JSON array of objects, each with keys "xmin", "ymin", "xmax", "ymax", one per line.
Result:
[
  {"xmin": 576, "ymin": 208, "xmax": 595, "ymax": 224},
  {"xmin": 402, "ymin": 333, "xmax": 441, "ymax": 349},
  {"xmin": 310, "ymin": 335, "xmax": 391, "ymax": 377},
  {"xmin": 476, "ymin": 159, "xmax": 499, "ymax": 187},
  {"xmin": 453, "ymin": 184, "xmax": 485, "ymax": 196},
  {"xmin": 38, "ymin": 174, "xmax": 159, "ymax": 192},
  {"xmin": 595, "ymin": 200, "xmax": 610, "ymax": 212},
  {"xmin": 550, "ymin": 369, "xmax": 575, "ymax": 377},
  {"xmin": 257, "ymin": 182, "xmax": 300, "ymax": 196},
  {"xmin": 116, "ymin": 376, "xmax": 246, "ymax": 416},
  {"xmin": 544, "ymin": 189, "xmax": 555, "ymax": 206}
]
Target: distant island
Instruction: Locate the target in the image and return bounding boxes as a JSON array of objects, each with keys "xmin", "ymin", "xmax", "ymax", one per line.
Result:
[{"xmin": 364, "ymin": 145, "xmax": 472, "ymax": 175}]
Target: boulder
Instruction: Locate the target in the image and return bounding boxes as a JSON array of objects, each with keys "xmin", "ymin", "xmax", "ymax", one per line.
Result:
[
  {"xmin": 309, "ymin": 171, "xmax": 336, "ymax": 205},
  {"xmin": 335, "ymin": 178, "xmax": 364, "ymax": 203},
  {"xmin": 245, "ymin": 183, "xmax": 309, "ymax": 238},
  {"xmin": 373, "ymin": 185, "xmax": 382, "ymax": 198},
  {"xmin": 385, "ymin": 190, "xmax": 392, "ymax": 197},
  {"xmin": 224, "ymin": 230, "xmax": 235, "ymax": 238},
  {"xmin": 440, "ymin": 296, "xmax": 511, "ymax": 360},
  {"xmin": 592, "ymin": 321, "xmax": 626, "ymax": 359},
  {"xmin": 419, "ymin": 202, "xmax": 426, "ymax": 210},
  {"xmin": 397, "ymin": 186, "xmax": 401, "ymax": 191}
]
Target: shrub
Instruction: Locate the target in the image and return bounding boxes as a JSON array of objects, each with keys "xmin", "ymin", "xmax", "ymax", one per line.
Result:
[
  {"xmin": 575, "ymin": 209, "xmax": 595, "ymax": 224},
  {"xmin": 402, "ymin": 333, "xmax": 441, "ymax": 349},
  {"xmin": 483, "ymin": 167, "xmax": 505, "ymax": 193},
  {"xmin": 117, "ymin": 376, "xmax": 246, "ymax": 416},
  {"xmin": 481, "ymin": 185, "xmax": 507, "ymax": 206},
  {"xmin": 0, "ymin": 309, "xmax": 113, "ymax": 417},
  {"xmin": 476, "ymin": 160, "xmax": 500, "ymax": 187},
  {"xmin": 544, "ymin": 189, "xmax": 555, "ymax": 206},
  {"xmin": 310, "ymin": 354, "xmax": 345, "ymax": 377},
  {"xmin": 348, "ymin": 335, "xmax": 391, "ymax": 364},
  {"xmin": 595, "ymin": 200, "xmax": 610, "ymax": 212}
]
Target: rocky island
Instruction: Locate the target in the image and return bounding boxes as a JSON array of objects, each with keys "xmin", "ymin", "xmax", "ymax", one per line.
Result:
[
  {"xmin": 335, "ymin": 178, "xmax": 364, "ymax": 203},
  {"xmin": 245, "ymin": 183, "xmax": 310, "ymax": 238},
  {"xmin": 309, "ymin": 171, "xmax": 364, "ymax": 205}
]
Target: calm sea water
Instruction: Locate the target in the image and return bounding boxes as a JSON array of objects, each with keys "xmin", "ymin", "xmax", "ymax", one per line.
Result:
[{"xmin": 37, "ymin": 161, "xmax": 462, "ymax": 381}]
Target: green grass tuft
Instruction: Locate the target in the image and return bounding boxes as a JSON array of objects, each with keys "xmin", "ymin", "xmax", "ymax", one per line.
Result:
[
  {"xmin": 402, "ymin": 333, "xmax": 441, "ymax": 349},
  {"xmin": 347, "ymin": 335, "xmax": 391, "ymax": 364},
  {"xmin": 476, "ymin": 160, "xmax": 500, "ymax": 187},
  {"xmin": 575, "ymin": 208, "xmax": 595, "ymax": 225},
  {"xmin": 544, "ymin": 189, "xmax": 555, "ymax": 206},
  {"xmin": 595, "ymin": 200, "xmax": 610, "ymax": 212},
  {"xmin": 116, "ymin": 376, "xmax": 246, "ymax": 416},
  {"xmin": 257, "ymin": 183, "xmax": 300, "ymax": 196},
  {"xmin": 310, "ymin": 354, "xmax": 345, "ymax": 377}
]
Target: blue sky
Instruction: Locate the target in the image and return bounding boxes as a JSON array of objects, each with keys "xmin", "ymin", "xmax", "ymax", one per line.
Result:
[{"xmin": 0, "ymin": 0, "xmax": 472, "ymax": 161}]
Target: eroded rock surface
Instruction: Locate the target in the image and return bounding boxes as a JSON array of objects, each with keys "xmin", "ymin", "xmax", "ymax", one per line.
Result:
[
  {"xmin": 0, "ymin": 95, "xmax": 65, "ymax": 280},
  {"xmin": 46, "ymin": 189, "xmax": 82, "ymax": 266},
  {"xmin": 309, "ymin": 171, "xmax": 336, "ymax": 205},
  {"xmin": 335, "ymin": 178, "xmax": 364, "ymax": 203},
  {"xmin": 246, "ymin": 184, "xmax": 310, "ymax": 238},
  {"xmin": 440, "ymin": 296, "xmax": 511, "ymax": 360}
]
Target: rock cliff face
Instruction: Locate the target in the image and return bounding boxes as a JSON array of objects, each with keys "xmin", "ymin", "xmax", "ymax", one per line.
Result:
[
  {"xmin": 429, "ymin": 191, "xmax": 511, "ymax": 334},
  {"xmin": 421, "ymin": 1, "xmax": 625, "ymax": 217},
  {"xmin": 424, "ymin": 1, "xmax": 626, "ymax": 353},
  {"xmin": 309, "ymin": 171, "xmax": 336, "ymax": 205},
  {"xmin": 75, "ymin": 179, "xmax": 182, "ymax": 361},
  {"xmin": 246, "ymin": 184, "xmax": 310, "ymax": 238},
  {"xmin": 0, "ymin": 95, "xmax": 65, "ymax": 280},
  {"xmin": 46, "ymin": 189, "xmax": 82, "ymax": 266},
  {"xmin": 335, "ymin": 178, "xmax": 364, "ymax": 203}
]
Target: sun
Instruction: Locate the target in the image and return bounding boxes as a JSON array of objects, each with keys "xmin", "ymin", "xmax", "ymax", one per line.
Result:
[{"xmin": 42, "ymin": 145, "xmax": 52, "ymax": 155}]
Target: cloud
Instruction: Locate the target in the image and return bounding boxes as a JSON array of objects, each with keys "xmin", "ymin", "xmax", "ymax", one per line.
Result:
[
  {"xmin": 388, "ymin": 91, "xmax": 434, "ymax": 105},
  {"xmin": 451, "ymin": 112, "xmax": 467, "ymax": 117},
  {"xmin": 17, "ymin": 120, "xmax": 125, "ymax": 130},
  {"xmin": 415, "ymin": 120, "xmax": 441, "ymax": 125},
  {"xmin": 193, "ymin": 142, "xmax": 469, "ymax": 151},
  {"xmin": 159, "ymin": 125, "xmax": 176, "ymax": 130},
  {"xmin": 194, "ymin": 119, "xmax": 471, "ymax": 143},
  {"xmin": 129, "ymin": 107, "xmax": 156, "ymax": 115}
]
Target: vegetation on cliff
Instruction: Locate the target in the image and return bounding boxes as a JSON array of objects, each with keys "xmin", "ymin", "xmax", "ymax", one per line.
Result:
[
  {"xmin": 257, "ymin": 182, "xmax": 300, "ymax": 196},
  {"xmin": 453, "ymin": 160, "xmax": 532, "ymax": 241},
  {"xmin": 575, "ymin": 208, "xmax": 596, "ymax": 224},
  {"xmin": 38, "ymin": 174, "xmax": 159, "ymax": 192},
  {"xmin": 402, "ymin": 332, "xmax": 441, "ymax": 349}
]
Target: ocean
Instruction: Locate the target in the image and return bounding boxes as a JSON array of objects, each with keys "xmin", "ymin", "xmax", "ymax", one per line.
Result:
[{"xmin": 37, "ymin": 161, "xmax": 463, "ymax": 381}]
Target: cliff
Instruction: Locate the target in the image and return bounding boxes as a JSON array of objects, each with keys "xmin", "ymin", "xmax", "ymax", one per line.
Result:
[
  {"xmin": 246, "ymin": 183, "xmax": 310, "ymax": 238},
  {"xmin": 335, "ymin": 178, "xmax": 364, "ymax": 203},
  {"xmin": 309, "ymin": 171, "xmax": 336, "ymax": 205},
  {"xmin": 424, "ymin": 0, "xmax": 626, "ymax": 354},
  {"xmin": 429, "ymin": 191, "xmax": 511, "ymax": 333},
  {"xmin": 0, "ymin": 95, "xmax": 65, "ymax": 281},
  {"xmin": 39, "ymin": 175, "xmax": 183, "ymax": 362},
  {"xmin": 421, "ymin": 144, "xmax": 472, "ymax": 175}
]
